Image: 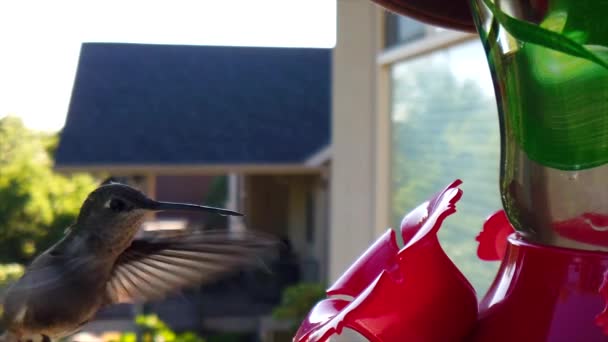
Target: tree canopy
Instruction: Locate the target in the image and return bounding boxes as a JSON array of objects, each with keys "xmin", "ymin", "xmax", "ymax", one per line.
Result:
[
  {"xmin": 389, "ymin": 48, "xmax": 502, "ymax": 294},
  {"xmin": 0, "ymin": 116, "xmax": 97, "ymax": 263}
]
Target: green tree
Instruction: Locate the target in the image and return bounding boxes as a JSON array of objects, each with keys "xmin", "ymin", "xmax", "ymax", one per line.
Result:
[
  {"xmin": 390, "ymin": 57, "xmax": 502, "ymax": 294},
  {"xmin": 0, "ymin": 116, "xmax": 97, "ymax": 263}
]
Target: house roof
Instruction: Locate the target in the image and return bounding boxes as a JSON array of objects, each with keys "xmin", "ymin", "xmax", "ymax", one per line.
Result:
[{"xmin": 55, "ymin": 43, "xmax": 331, "ymax": 172}]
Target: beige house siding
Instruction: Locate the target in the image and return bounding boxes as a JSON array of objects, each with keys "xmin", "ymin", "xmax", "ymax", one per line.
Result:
[
  {"xmin": 313, "ymin": 169, "xmax": 330, "ymax": 284},
  {"xmin": 242, "ymin": 173, "xmax": 329, "ymax": 282}
]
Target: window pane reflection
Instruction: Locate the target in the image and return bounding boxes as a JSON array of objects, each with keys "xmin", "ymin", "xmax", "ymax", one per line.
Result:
[
  {"xmin": 390, "ymin": 40, "xmax": 500, "ymax": 294},
  {"xmin": 384, "ymin": 12, "xmax": 426, "ymax": 48}
]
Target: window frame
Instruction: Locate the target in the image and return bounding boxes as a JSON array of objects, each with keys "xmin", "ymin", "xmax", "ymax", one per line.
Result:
[{"xmin": 373, "ymin": 13, "xmax": 478, "ymax": 231}]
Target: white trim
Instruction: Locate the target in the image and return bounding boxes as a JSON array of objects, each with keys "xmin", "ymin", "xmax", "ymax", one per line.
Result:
[
  {"xmin": 227, "ymin": 173, "xmax": 246, "ymax": 232},
  {"xmin": 377, "ymin": 31, "xmax": 476, "ymax": 66},
  {"xmin": 54, "ymin": 163, "xmax": 324, "ymax": 175},
  {"xmin": 329, "ymin": 0, "xmax": 381, "ymax": 283},
  {"xmin": 305, "ymin": 146, "xmax": 332, "ymax": 166},
  {"xmin": 369, "ymin": 7, "xmax": 392, "ymax": 237}
]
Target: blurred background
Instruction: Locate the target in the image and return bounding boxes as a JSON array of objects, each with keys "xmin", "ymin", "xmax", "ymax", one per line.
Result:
[{"xmin": 0, "ymin": 1, "xmax": 501, "ymax": 341}]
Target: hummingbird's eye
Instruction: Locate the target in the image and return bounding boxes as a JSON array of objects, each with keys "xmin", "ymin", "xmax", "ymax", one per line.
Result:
[{"xmin": 105, "ymin": 198, "xmax": 129, "ymax": 212}]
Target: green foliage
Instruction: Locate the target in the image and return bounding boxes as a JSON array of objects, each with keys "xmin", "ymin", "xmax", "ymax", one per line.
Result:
[
  {"xmin": 0, "ymin": 116, "xmax": 97, "ymax": 263},
  {"xmin": 118, "ymin": 332, "xmax": 137, "ymax": 342},
  {"xmin": 272, "ymin": 283, "xmax": 325, "ymax": 324},
  {"xmin": 0, "ymin": 263, "xmax": 24, "ymax": 288},
  {"xmin": 206, "ymin": 333, "xmax": 249, "ymax": 342},
  {"xmin": 127, "ymin": 314, "xmax": 206, "ymax": 342},
  {"xmin": 389, "ymin": 46, "xmax": 501, "ymax": 295},
  {"xmin": 120, "ymin": 314, "xmax": 251, "ymax": 342},
  {"xmin": 0, "ymin": 263, "xmax": 26, "ymax": 325},
  {"xmin": 0, "ymin": 263, "xmax": 24, "ymax": 316}
]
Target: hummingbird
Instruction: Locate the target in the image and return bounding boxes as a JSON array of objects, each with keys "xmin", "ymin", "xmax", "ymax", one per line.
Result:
[{"xmin": 0, "ymin": 182, "xmax": 275, "ymax": 342}]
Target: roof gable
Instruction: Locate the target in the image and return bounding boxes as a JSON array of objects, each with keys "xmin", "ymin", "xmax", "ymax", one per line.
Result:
[{"xmin": 55, "ymin": 43, "xmax": 331, "ymax": 168}]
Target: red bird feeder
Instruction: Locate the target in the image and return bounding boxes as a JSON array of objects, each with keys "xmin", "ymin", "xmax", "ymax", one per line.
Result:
[{"xmin": 295, "ymin": 0, "xmax": 608, "ymax": 340}]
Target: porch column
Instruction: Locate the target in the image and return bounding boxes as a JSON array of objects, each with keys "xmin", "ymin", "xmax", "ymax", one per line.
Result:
[
  {"xmin": 329, "ymin": 0, "xmax": 383, "ymax": 283},
  {"xmin": 227, "ymin": 172, "xmax": 246, "ymax": 232}
]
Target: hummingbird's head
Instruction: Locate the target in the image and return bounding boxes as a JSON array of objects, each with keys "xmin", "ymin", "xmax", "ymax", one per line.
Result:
[{"xmin": 75, "ymin": 183, "xmax": 243, "ymax": 252}]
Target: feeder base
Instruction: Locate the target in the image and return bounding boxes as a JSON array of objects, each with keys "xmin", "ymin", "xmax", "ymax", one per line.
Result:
[{"xmin": 472, "ymin": 234, "xmax": 608, "ymax": 341}]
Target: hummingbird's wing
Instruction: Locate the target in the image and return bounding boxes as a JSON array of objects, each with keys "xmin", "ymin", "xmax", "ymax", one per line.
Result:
[{"xmin": 103, "ymin": 229, "xmax": 276, "ymax": 304}]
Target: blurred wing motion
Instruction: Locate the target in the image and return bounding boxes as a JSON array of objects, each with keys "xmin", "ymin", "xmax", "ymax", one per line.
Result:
[{"xmin": 104, "ymin": 229, "xmax": 276, "ymax": 304}]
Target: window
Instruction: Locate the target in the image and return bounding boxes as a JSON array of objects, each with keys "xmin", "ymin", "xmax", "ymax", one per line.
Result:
[
  {"xmin": 386, "ymin": 37, "xmax": 501, "ymax": 294},
  {"xmin": 384, "ymin": 12, "xmax": 426, "ymax": 48}
]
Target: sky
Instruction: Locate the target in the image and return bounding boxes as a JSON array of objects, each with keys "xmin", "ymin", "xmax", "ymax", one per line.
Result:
[{"xmin": 0, "ymin": 1, "xmax": 336, "ymax": 132}]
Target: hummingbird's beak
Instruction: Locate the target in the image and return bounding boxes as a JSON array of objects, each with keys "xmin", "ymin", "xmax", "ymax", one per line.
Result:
[{"xmin": 149, "ymin": 200, "xmax": 244, "ymax": 217}]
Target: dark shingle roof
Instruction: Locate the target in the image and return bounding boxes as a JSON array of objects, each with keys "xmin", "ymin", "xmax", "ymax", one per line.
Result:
[{"xmin": 55, "ymin": 43, "xmax": 331, "ymax": 166}]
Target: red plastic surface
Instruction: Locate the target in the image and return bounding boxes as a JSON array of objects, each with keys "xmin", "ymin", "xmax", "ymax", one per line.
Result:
[
  {"xmin": 294, "ymin": 180, "xmax": 478, "ymax": 342},
  {"xmin": 476, "ymin": 210, "xmax": 515, "ymax": 261},
  {"xmin": 474, "ymin": 235, "xmax": 608, "ymax": 341},
  {"xmin": 597, "ymin": 271, "xmax": 608, "ymax": 335},
  {"xmin": 371, "ymin": 0, "xmax": 476, "ymax": 32},
  {"xmin": 554, "ymin": 213, "xmax": 608, "ymax": 246}
]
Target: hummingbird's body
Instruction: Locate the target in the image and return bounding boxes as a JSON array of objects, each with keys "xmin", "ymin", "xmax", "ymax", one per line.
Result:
[
  {"xmin": 3, "ymin": 244, "xmax": 106, "ymax": 339},
  {"xmin": 1, "ymin": 183, "xmax": 273, "ymax": 342}
]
